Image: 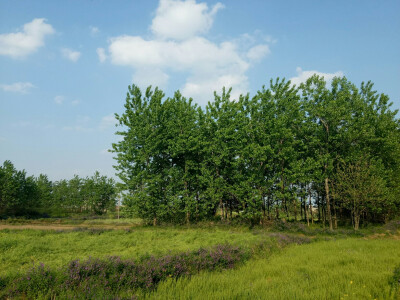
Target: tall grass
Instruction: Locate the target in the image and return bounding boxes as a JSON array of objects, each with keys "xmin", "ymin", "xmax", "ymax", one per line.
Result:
[
  {"xmin": 144, "ymin": 238, "xmax": 400, "ymax": 299},
  {"xmin": 0, "ymin": 226, "xmax": 262, "ymax": 278}
]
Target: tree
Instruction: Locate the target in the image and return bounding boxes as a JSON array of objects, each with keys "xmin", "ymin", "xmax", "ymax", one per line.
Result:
[{"xmin": 334, "ymin": 157, "xmax": 387, "ymax": 230}]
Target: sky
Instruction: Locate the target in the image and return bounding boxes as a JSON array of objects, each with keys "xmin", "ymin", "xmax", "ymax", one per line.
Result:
[{"xmin": 1, "ymin": 0, "xmax": 399, "ymax": 181}]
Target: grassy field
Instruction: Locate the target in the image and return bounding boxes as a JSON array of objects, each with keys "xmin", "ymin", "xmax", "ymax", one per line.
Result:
[
  {"xmin": 0, "ymin": 226, "xmax": 263, "ymax": 278},
  {"xmin": 0, "ymin": 221, "xmax": 399, "ymax": 299},
  {"xmin": 143, "ymin": 238, "xmax": 400, "ymax": 299}
]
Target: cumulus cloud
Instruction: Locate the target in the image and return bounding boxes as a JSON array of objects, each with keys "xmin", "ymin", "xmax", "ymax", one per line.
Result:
[
  {"xmin": 103, "ymin": 0, "xmax": 272, "ymax": 104},
  {"xmin": 61, "ymin": 48, "xmax": 81, "ymax": 62},
  {"xmin": 96, "ymin": 47, "xmax": 107, "ymax": 63},
  {"xmin": 0, "ymin": 18, "xmax": 54, "ymax": 59},
  {"xmin": 290, "ymin": 67, "xmax": 344, "ymax": 86},
  {"xmin": 0, "ymin": 82, "xmax": 35, "ymax": 94},
  {"xmin": 151, "ymin": 0, "xmax": 224, "ymax": 40}
]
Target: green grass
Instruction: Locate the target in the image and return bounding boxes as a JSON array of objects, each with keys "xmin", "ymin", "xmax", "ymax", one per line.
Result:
[
  {"xmin": 1, "ymin": 222, "xmax": 399, "ymax": 299},
  {"xmin": 0, "ymin": 226, "xmax": 263, "ymax": 278},
  {"xmin": 143, "ymin": 238, "xmax": 400, "ymax": 299}
]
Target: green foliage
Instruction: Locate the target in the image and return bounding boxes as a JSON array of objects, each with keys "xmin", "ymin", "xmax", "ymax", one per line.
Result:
[
  {"xmin": 0, "ymin": 161, "xmax": 117, "ymax": 218},
  {"xmin": 112, "ymin": 77, "xmax": 400, "ymax": 227}
]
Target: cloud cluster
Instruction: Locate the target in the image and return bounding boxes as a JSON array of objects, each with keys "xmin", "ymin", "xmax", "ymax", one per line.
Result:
[
  {"xmin": 102, "ymin": 0, "xmax": 271, "ymax": 104},
  {"xmin": 151, "ymin": 0, "xmax": 224, "ymax": 40},
  {"xmin": 0, "ymin": 82, "xmax": 35, "ymax": 94},
  {"xmin": 290, "ymin": 67, "xmax": 344, "ymax": 86},
  {"xmin": 0, "ymin": 18, "xmax": 54, "ymax": 59}
]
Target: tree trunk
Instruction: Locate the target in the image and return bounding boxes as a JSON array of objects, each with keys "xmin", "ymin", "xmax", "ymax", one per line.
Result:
[
  {"xmin": 333, "ymin": 199, "xmax": 338, "ymax": 229},
  {"xmin": 309, "ymin": 184, "xmax": 314, "ymax": 225},
  {"xmin": 324, "ymin": 177, "xmax": 333, "ymax": 231},
  {"xmin": 186, "ymin": 211, "xmax": 190, "ymax": 225},
  {"xmin": 267, "ymin": 194, "xmax": 271, "ymax": 220},
  {"xmin": 275, "ymin": 197, "xmax": 280, "ymax": 219},
  {"xmin": 220, "ymin": 199, "xmax": 224, "ymax": 221},
  {"xmin": 353, "ymin": 212, "xmax": 360, "ymax": 231},
  {"xmin": 300, "ymin": 193, "xmax": 304, "ymax": 221}
]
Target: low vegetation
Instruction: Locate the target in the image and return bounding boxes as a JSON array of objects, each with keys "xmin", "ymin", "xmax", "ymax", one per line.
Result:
[
  {"xmin": 144, "ymin": 238, "xmax": 400, "ymax": 300},
  {"xmin": 6, "ymin": 244, "xmax": 247, "ymax": 299},
  {"xmin": 0, "ymin": 221, "xmax": 399, "ymax": 299}
]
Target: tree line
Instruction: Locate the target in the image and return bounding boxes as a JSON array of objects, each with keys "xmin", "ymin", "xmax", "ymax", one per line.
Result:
[
  {"xmin": 112, "ymin": 75, "xmax": 400, "ymax": 229},
  {"xmin": 0, "ymin": 160, "xmax": 117, "ymax": 217}
]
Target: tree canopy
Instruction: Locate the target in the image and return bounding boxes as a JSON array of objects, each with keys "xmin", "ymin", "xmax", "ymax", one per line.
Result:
[{"xmin": 112, "ymin": 76, "xmax": 400, "ymax": 229}]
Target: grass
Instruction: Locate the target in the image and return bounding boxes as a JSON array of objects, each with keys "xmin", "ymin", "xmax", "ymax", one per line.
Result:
[
  {"xmin": 0, "ymin": 226, "xmax": 263, "ymax": 278},
  {"xmin": 143, "ymin": 238, "xmax": 400, "ymax": 299},
  {"xmin": 1, "ymin": 221, "xmax": 399, "ymax": 299}
]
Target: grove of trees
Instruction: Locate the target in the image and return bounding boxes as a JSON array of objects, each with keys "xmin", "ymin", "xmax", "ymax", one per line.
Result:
[
  {"xmin": 0, "ymin": 161, "xmax": 117, "ymax": 217},
  {"xmin": 112, "ymin": 75, "xmax": 400, "ymax": 229}
]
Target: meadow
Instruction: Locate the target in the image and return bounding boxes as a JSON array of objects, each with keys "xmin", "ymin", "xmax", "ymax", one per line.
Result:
[
  {"xmin": 0, "ymin": 220, "xmax": 399, "ymax": 299},
  {"xmin": 144, "ymin": 238, "xmax": 400, "ymax": 300}
]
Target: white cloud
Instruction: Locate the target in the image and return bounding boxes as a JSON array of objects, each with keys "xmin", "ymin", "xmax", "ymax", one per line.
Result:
[
  {"xmin": 0, "ymin": 18, "xmax": 54, "ymax": 59},
  {"xmin": 104, "ymin": 0, "xmax": 272, "ymax": 105},
  {"xmin": 90, "ymin": 26, "xmax": 99, "ymax": 36},
  {"xmin": 246, "ymin": 44, "xmax": 270, "ymax": 62},
  {"xmin": 0, "ymin": 82, "xmax": 35, "ymax": 94},
  {"xmin": 99, "ymin": 114, "xmax": 116, "ymax": 130},
  {"xmin": 61, "ymin": 48, "xmax": 81, "ymax": 62},
  {"xmin": 108, "ymin": 36, "xmax": 251, "ymax": 103},
  {"xmin": 151, "ymin": 0, "xmax": 224, "ymax": 40},
  {"xmin": 182, "ymin": 73, "xmax": 247, "ymax": 103},
  {"xmin": 54, "ymin": 95, "xmax": 64, "ymax": 105},
  {"xmin": 96, "ymin": 47, "xmax": 107, "ymax": 63},
  {"xmin": 290, "ymin": 67, "xmax": 344, "ymax": 86},
  {"xmin": 71, "ymin": 99, "xmax": 80, "ymax": 106}
]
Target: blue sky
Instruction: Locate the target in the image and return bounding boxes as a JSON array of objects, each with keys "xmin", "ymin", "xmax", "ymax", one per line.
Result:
[{"xmin": 1, "ymin": 0, "xmax": 399, "ymax": 180}]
